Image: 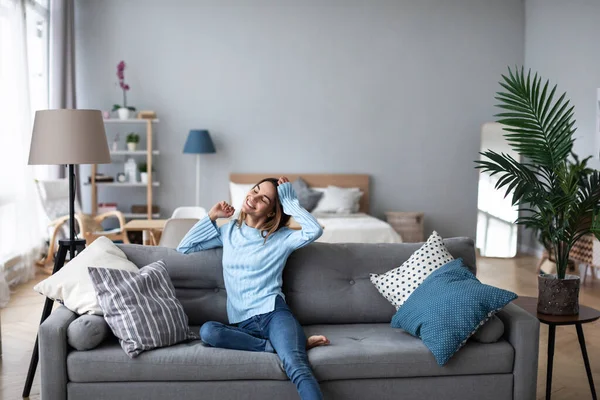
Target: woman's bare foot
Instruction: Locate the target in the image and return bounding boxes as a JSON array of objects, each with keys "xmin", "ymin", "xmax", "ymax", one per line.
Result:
[{"xmin": 306, "ymin": 335, "xmax": 330, "ymax": 350}]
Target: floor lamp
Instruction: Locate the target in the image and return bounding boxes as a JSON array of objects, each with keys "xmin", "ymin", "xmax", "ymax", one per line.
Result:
[
  {"xmin": 183, "ymin": 130, "xmax": 216, "ymax": 207},
  {"xmin": 23, "ymin": 109, "xmax": 111, "ymax": 397}
]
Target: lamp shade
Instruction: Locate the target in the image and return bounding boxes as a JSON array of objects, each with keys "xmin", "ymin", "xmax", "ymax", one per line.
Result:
[
  {"xmin": 183, "ymin": 130, "xmax": 216, "ymax": 154},
  {"xmin": 28, "ymin": 109, "xmax": 111, "ymax": 165}
]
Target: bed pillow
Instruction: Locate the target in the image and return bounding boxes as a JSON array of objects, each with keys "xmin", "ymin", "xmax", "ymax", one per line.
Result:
[
  {"xmin": 229, "ymin": 182, "xmax": 255, "ymax": 217},
  {"xmin": 391, "ymin": 258, "xmax": 517, "ymax": 365},
  {"xmin": 33, "ymin": 236, "xmax": 140, "ymax": 315},
  {"xmin": 88, "ymin": 260, "xmax": 199, "ymax": 358},
  {"xmin": 370, "ymin": 231, "xmax": 453, "ymax": 309},
  {"xmin": 291, "ymin": 177, "xmax": 323, "ymax": 212},
  {"xmin": 312, "ymin": 186, "xmax": 362, "ymax": 214}
]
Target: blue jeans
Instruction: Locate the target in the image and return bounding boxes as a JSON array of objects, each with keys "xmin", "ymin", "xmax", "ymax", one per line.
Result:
[{"xmin": 200, "ymin": 296, "xmax": 323, "ymax": 400}]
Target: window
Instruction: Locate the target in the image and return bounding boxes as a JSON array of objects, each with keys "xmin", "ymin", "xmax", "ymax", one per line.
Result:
[
  {"xmin": 0, "ymin": 0, "xmax": 48, "ymax": 262},
  {"xmin": 26, "ymin": 0, "xmax": 49, "ymax": 115}
]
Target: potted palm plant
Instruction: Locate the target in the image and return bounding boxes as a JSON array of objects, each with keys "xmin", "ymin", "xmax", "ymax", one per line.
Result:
[{"xmin": 477, "ymin": 67, "xmax": 600, "ymax": 315}]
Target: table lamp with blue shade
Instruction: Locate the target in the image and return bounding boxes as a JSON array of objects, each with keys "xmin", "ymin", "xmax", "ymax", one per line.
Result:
[{"xmin": 183, "ymin": 129, "xmax": 216, "ymax": 206}]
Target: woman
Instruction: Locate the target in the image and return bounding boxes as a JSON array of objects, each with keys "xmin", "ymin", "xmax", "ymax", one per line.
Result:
[{"xmin": 177, "ymin": 176, "xmax": 329, "ymax": 400}]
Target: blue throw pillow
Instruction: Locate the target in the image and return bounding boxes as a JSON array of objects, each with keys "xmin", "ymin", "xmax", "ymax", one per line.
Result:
[{"xmin": 391, "ymin": 258, "xmax": 517, "ymax": 366}]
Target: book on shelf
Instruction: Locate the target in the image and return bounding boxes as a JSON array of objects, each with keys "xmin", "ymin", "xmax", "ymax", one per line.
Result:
[
  {"xmin": 88, "ymin": 174, "xmax": 114, "ymax": 183},
  {"xmin": 98, "ymin": 202, "xmax": 118, "ymax": 214}
]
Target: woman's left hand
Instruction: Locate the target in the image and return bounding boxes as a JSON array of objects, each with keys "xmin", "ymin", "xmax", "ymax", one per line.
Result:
[{"xmin": 278, "ymin": 176, "xmax": 290, "ymax": 185}]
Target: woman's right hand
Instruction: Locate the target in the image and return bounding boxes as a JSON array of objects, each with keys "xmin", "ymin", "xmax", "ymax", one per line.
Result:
[{"xmin": 208, "ymin": 201, "xmax": 235, "ymax": 221}]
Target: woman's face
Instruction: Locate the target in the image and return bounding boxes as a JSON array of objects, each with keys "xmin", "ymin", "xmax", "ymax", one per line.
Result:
[{"xmin": 242, "ymin": 181, "xmax": 277, "ymax": 218}]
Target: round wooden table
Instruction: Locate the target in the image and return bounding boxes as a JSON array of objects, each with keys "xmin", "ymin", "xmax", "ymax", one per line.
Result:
[{"xmin": 513, "ymin": 296, "xmax": 600, "ymax": 400}]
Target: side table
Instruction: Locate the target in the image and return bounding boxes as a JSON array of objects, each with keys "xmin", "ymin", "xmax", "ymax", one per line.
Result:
[
  {"xmin": 513, "ymin": 296, "xmax": 599, "ymax": 400},
  {"xmin": 385, "ymin": 212, "xmax": 424, "ymax": 243}
]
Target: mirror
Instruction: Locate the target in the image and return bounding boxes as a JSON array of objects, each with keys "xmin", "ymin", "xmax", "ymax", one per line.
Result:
[{"xmin": 476, "ymin": 122, "xmax": 518, "ymax": 258}]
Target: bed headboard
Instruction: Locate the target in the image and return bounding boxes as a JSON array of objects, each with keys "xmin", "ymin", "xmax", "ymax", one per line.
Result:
[{"xmin": 229, "ymin": 173, "xmax": 370, "ymax": 214}]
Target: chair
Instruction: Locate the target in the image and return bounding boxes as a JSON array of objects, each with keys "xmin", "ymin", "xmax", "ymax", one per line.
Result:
[
  {"xmin": 158, "ymin": 218, "xmax": 199, "ymax": 248},
  {"xmin": 171, "ymin": 206, "xmax": 207, "ymax": 219},
  {"xmin": 36, "ymin": 179, "xmax": 129, "ymax": 265}
]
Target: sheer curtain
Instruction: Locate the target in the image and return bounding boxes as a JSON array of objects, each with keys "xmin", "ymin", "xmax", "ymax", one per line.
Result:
[{"xmin": 0, "ymin": 0, "xmax": 47, "ymax": 304}]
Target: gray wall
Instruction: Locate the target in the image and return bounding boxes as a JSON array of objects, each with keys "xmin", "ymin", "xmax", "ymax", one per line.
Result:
[
  {"xmin": 525, "ymin": 0, "xmax": 600, "ymax": 164},
  {"xmin": 518, "ymin": 0, "xmax": 600, "ymax": 255},
  {"xmin": 75, "ymin": 0, "xmax": 525, "ymax": 239}
]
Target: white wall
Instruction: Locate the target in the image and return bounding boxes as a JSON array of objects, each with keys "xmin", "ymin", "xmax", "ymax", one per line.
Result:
[{"xmin": 75, "ymin": 0, "xmax": 525, "ymax": 238}]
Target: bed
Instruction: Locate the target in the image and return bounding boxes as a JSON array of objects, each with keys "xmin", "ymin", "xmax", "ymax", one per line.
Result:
[{"xmin": 229, "ymin": 173, "xmax": 402, "ymax": 244}]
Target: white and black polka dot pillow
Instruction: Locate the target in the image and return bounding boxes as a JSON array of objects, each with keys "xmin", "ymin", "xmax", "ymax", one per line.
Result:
[{"xmin": 370, "ymin": 231, "xmax": 454, "ymax": 309}]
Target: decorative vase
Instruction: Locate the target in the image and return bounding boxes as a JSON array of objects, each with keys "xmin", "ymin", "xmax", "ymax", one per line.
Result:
[
  {"xmin": 117, "ymin": 108, "xmax": 130, "ymax": 120},
  {"xmin": 127, "ymin": 142, "xmax": 137, "ymax": 151},
  {"xmin": 140, "ymin": 172, "xmax": 148, "ymax": 184},
  {"xmin": 124, "ymin": 158, "xmax": 138, "ymax": 183},
  {"xmin": 537, "ymin": 274, "xmax": 580, "ymax": 315}
]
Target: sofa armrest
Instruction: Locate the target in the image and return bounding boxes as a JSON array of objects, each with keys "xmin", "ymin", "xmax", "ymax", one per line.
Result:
[
  {"xmin": 496, "ymin": 303, "xmax": 540, "ymax": 400},
  {"xmin": 39, "ymin": 305, "xmax": 78, "ymax": 400}
]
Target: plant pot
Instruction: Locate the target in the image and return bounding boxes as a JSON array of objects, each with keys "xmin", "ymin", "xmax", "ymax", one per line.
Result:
[
  {"xmin": 140, "ymin": 172, "xmax": 148, "ymax": 184},
  {"xmin": 537, "ymin": 274, "xmax": 580, "ymax": 315},
  {"xmin": 127, "ymin": 142, "xmax": 137, "ymax": 151},
  {"xmin": 117, "ymin": 108, "xmax": 130, "ymax": 120}
]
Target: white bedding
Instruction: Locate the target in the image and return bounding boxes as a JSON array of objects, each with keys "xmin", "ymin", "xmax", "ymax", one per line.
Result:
[{"xmin": 312, "ymin": 213, "xmax": 402, "ymax": 244}]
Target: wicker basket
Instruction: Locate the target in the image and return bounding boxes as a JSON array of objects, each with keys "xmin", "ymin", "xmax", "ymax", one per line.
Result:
[{"xmin": 385, "ymin": 212, "xmax": 424, "ymax": 243}]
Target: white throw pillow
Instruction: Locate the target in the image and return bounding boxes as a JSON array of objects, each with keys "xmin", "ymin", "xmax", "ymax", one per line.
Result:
[
  {"xmin": 33, "ymin": 236, "xmax": 139, "ymax": 315},
  {"xmin": 369, "ymin": 231, "xmax": 454, "ymax": 309},
  {"xmin": 312, "ymin": 186, "xmax": 362, "ymax": 214},
  {"xmin": 229, "ymin": 182, "xmax": 255, "ymax": 217}
]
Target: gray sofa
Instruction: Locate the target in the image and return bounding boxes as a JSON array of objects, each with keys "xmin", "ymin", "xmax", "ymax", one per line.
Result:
[{"xmin": 40, "ymin": 238, "xmax": 540, "ymax": 400}]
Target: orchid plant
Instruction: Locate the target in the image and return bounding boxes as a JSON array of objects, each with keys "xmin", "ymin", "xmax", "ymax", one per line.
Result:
[{"xmin": 112, "ymin": 61, "xmax": 136, "ymax": 112}]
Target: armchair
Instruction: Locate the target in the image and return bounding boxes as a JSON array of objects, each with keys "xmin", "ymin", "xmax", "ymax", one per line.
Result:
[{"xmin": 35, "ymin": 179, "xmax": 129, "ymax": 265}]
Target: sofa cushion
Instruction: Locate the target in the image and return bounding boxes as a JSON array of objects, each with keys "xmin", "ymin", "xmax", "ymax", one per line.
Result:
[
  {"xmin": 67, "ymin": 336, "xmax": 287, "ymax": 382},
  {"xmin": 89, "ymin": 260, "xmax": 199, "ymax": 358},
  {"xmin": 472, "ymin": 315, "xmax": 504, "ymax": 343},
  {"xmin": 369, "ymin": 231, "xmax": 455, "ymax": 309},
  {"xmin": 304, "ymin": 324, "xmax": 514, "ymax": 382},
  {"xmin": 67, "ymin": 323, "xmax": 513, "ymax": 383},
  {"xmin": 35, "ymin": 236, "xmax": 140, "ymax": 315},
  {"xmin": 390, "ymin": 259, "xmax": 517, "ymax": 366},
  {"xmin": 67, "ymin": 315, "xmax": 110, "ymax": 351},
  {"xmin": 118, "ymin": 238, "xmax": 476, "ymax": 326}
]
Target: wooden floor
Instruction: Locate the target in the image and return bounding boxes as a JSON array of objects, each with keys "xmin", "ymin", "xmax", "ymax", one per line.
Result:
[
  {"xmin": 477, "ymin": 257, "xmax": 600, "ymax": 400},
  {"xmin": 1, "ymin": 256, "xmax": 599, "ymax": 400}
]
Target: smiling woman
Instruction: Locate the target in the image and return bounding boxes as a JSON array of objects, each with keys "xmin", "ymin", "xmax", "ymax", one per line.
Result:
[
  {"xmin": 177, "ymin": 177, "xmax": 327, "ymax": 400},
  {"xmin": 235, "ymin": 177, "xmax": 292, "ymax": 243}
]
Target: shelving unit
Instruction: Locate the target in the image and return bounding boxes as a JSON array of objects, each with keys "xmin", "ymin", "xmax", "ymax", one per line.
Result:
[{"xmin": 91, "ymin": 118, "xmax": 160, "ymax": 220}]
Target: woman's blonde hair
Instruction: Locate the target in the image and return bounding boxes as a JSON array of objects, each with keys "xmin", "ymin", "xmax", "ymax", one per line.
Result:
[{"xmin": 236, "ymin": 178, "xmax": 291, "ymax": 244}]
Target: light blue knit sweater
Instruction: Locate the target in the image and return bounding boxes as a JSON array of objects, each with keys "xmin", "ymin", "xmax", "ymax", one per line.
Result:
[{"xmin": 177, "ymin": 182, "xmax": 323, "ymax": 323}]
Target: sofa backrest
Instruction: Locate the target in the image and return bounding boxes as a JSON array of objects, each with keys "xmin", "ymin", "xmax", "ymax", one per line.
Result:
[{"xmin": 118, "ymin": 238, "xmax": 476, "ymax": 326}]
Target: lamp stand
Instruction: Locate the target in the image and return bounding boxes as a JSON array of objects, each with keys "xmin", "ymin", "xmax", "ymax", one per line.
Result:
[
  {"xmin": 22, "ymin": 164, "xmax": 86, "ymax": 398},
  {"xmin": 195, "ymin": 154, "xmax": 201, "ymax": 207}
]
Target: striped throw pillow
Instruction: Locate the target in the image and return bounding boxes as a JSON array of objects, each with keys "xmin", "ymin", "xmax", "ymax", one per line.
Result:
[{"xmin": 88, "ymin": 260, "xmax": 199, "ymax": 358}]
